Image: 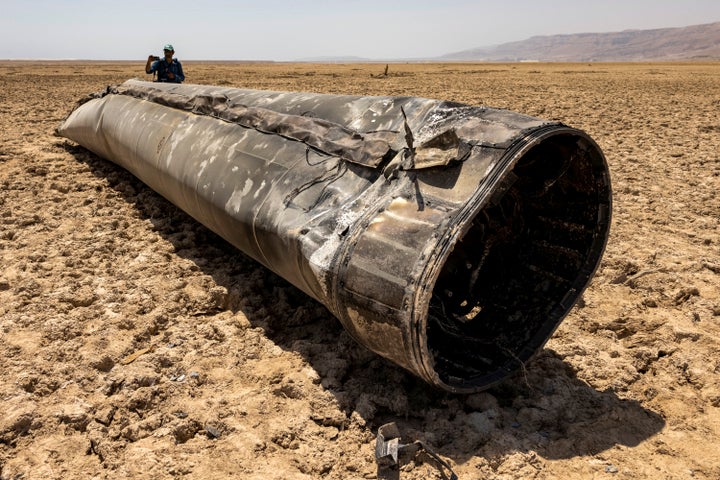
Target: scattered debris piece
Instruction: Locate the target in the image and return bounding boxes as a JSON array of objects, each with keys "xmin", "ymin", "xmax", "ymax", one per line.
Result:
[{"xmin": 375, "ymin": 422, "xmax": 458, "ymax": 480}]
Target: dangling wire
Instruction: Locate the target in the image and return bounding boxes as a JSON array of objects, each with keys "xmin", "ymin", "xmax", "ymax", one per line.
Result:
[
  {"xmin": 283, "ymin": 150, "xmax": 348, "ymax": 210},
  {"xmin": 303, "ymin": 145, "xmax": 332, "ymax": 167}
]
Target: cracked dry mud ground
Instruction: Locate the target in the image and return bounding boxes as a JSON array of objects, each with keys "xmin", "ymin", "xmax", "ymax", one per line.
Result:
[{"xmin": 1, "ymin": 61, "xmax": 719, "ymax": 479}]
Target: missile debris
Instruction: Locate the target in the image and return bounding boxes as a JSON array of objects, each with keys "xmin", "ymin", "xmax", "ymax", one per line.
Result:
[{"xmin": 58, "ymin": 79, "xmax": 611, "ymax": 393}]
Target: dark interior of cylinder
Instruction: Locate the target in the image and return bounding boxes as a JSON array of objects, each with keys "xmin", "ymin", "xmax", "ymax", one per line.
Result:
[{"xmin": 428, "ymin": 134, "xmax": 609, "ymax": 388}]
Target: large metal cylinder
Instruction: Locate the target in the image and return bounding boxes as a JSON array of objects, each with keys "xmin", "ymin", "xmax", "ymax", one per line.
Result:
[{"xmin": 57, "ymin": 79, "xmax": 611, "ymax": 393}]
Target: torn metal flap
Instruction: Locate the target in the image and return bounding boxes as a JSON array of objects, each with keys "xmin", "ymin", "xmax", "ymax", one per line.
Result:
[
  {"xmin": 375, "ymin": 422, "xmax": 402, "ymax": 467},
  {"xmin": 413, "ymin": 129, "xmax": 472, "ymax": 169}
]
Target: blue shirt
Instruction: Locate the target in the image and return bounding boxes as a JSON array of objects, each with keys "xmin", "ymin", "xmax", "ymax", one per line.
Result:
[{"xmin": 148, "ymin": 57, "xmax": 185, "ymax": 83}]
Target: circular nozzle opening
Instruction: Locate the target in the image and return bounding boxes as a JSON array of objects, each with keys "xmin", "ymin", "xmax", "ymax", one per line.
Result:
[{"xmin": 426, "ymin": 131, "xmax": 611, "ymax": 391}]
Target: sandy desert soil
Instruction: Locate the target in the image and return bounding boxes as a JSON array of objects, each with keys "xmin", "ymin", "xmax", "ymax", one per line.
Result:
[{"xmin": 0, "ymin": 61, "xmax": 719, "ymax": 479}]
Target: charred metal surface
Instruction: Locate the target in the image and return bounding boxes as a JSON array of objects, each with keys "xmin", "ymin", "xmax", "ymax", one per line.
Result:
[{"xmin": 57, "ymin": 79, "xmax": 612, "ymax": 393}]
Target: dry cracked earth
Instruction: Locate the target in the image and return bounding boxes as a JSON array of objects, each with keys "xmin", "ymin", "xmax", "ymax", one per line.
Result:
[{"xmin": 1, "ymin": 61, "xmax": 719, "ymax": 479}]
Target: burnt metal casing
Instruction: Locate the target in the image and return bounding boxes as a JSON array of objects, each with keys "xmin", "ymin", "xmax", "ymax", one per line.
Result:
[{"xmin": 57, "ymin": 79, "xmax": 612, "ymax": 393}]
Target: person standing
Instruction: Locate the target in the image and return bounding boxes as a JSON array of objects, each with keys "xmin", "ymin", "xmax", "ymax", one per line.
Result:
[{"xmin": 145, "ymin": 44, "xmax": 185, "ymax": 83}]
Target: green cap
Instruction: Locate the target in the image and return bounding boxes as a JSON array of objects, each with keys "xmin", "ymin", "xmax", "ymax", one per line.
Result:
[{"xmin": 163, "ymin": 44, "xmax": 174, "ymax": 51}]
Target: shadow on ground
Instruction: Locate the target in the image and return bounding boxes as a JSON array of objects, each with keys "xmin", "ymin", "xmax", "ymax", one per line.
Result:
[{"xmin": 62, "ymin": 141, "xmax": 665, "ymax": 467}]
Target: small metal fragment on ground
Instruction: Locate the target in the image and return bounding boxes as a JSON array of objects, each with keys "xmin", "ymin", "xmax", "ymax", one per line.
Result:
[{"xmin": 375, "ymin": 422, "xmax": 458, "ymax": 480}]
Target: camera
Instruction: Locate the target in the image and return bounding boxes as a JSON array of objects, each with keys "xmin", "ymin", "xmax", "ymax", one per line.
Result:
[{"xmin": 151, "ymin": 55, "xmax": 160, "ymax": 61}]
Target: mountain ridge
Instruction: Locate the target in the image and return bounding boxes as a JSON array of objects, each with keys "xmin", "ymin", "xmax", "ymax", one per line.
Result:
[{"xmin": 439, "ymin": 21, "xmax": 720, "ymax": 62}]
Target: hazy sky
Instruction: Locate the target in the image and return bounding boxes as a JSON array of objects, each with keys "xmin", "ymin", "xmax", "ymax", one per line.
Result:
[{"xmin": 2, "ymin": 0, "xmax": 719, "ymax": 60}]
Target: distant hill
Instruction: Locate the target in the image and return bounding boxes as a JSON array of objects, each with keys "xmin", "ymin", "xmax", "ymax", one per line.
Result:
[{"xmin": 440, "ymin": 21, "xmax": 720, "ymax": 62}]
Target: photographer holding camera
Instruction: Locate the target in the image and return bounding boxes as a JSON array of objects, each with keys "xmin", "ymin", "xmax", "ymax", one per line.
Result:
[{"xmin": 145, "ymin": 44, "xmax": 185, "ymax": 83}]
